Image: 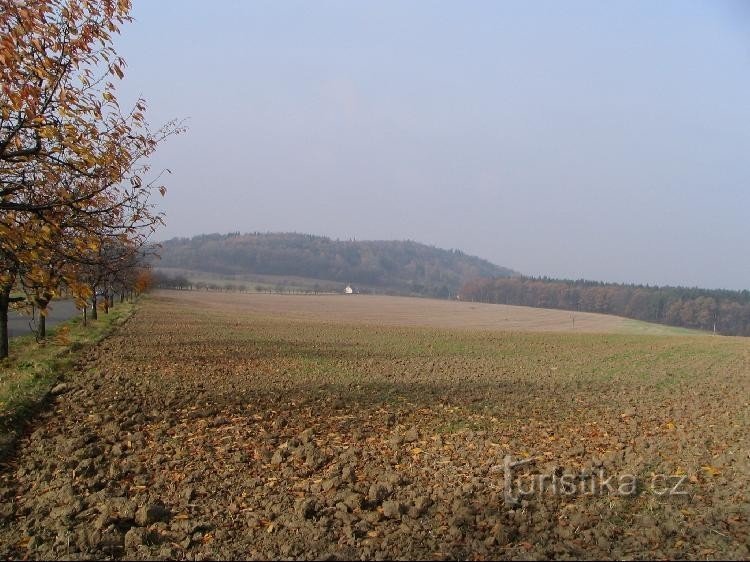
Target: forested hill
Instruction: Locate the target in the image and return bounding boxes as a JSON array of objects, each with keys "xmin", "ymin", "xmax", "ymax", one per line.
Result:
[
  {"xmin": 460, "ymin": 276, "xmax": 750, "ymax": 336},
  {"xmin": 154, "ymin": 232, "xmax": 515, "ymax": 297}
]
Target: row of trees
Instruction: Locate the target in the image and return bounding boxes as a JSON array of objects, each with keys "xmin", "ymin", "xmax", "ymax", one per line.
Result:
[
  {"xmin": 460, "ymin": 277, "xmax": 750, "ymax": 336},
  {"xmin": 0, "ymin": 0, "xmax": 180, "ymax": 357},
  {"xmin": 151, "ymin": 271, "xmax": 345, "ymax": 295}
]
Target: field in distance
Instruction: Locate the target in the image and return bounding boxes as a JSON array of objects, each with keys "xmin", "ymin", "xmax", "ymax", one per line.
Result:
[{"xmin": 166, "ymin": 289, "xmax": 700, "ymax": 336}]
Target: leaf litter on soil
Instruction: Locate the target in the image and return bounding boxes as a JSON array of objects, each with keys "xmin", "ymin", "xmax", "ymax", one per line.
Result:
[{"xmin": 0, "ymin": 291, "xmax": 748, "ymax": 560}]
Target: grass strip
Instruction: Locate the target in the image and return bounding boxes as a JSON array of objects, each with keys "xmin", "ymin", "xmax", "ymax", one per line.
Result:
[{"xmin": 0, "ymin": 302, "xmax": 135, "ymax": 459}]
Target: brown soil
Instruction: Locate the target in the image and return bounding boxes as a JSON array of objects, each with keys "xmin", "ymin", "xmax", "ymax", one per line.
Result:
[
  {"xmin": 164, "ymin": 290, "xmax": 694, "ymax": 335},
  {"xmin": 0, "ymin": 292, "xmax": 747, "ymax": 560}
]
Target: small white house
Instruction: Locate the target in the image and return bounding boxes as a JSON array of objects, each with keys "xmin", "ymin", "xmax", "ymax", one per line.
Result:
[{"xmin": 344, "ymin": 285, "xmax": 353, "ymax": 294}]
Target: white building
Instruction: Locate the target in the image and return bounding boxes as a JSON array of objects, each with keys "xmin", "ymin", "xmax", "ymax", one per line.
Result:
[{"xmin": 344, "ymin": 285, "xmax": 353, "ymax": 294}]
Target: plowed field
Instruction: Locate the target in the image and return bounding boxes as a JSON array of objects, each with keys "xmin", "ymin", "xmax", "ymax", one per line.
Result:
[{"xmin": 0, "ymin": 291, "xmax": 747, "ymax": 560}]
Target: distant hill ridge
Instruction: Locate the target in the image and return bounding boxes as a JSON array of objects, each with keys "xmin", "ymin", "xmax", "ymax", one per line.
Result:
[{"xmin": 154, "ymin": 232, "xmax": 515, "ymax": 297}]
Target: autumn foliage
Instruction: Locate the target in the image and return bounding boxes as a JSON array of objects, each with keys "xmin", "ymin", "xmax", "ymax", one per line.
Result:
[
  {"xmin": 0, "ymin": 0, "xmax": 182, "ymax": 357},
  {"xmin": 133, "ymin": 268, "xmax": 154, "ymax": 294}
]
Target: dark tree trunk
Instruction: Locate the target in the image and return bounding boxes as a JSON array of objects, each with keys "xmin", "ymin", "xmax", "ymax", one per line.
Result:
[
  {"xmin": 104, "ymin": 291, "xmax": 109, "ymax": 314},
  {"xmin": 83, "ymin": 306, "xmax": 87, "ymax": 327},
  {"xmin": 0, "ymin": 288, "xmax": 9, "ymax": 360},
  {"xmin": 120, "ymin": 292, "xmax": 125, "ymax": 304},
  {"xmin": 91, "ymin": 293, "xmax": 98, "ymax": 320},
  {"xmin": 36, "ymin": 297, "xmax": 50, "ymax": 340}
]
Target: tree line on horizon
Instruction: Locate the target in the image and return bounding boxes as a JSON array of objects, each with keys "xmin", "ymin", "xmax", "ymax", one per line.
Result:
[
  {"xmin": 460, "ymin": 276, "xmax": 750, "ymax": 336},
  {"xmin": 153, "ymin": 232, "xmax": 514, "ymax": 298},
  {"xmin": 150, "ymin": 270, "xmax": 345, "ymax": 295}
]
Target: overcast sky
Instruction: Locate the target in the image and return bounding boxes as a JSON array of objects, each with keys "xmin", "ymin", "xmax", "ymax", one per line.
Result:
[{"xmin": 115, "ymin": 1, "xmax": 750, "ymax": 290}]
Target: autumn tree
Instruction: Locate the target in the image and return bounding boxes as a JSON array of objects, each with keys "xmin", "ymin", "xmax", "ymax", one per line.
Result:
[
  {"xmin": 133, "ymin": 268, "xmax": 153, "ymax": 295},
  {"xmin": 0, "ymin": 0, "xmax": 182, "ymax": 357}
]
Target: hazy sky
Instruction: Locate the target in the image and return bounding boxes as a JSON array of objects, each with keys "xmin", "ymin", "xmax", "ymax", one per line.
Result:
[{"xmin": 115, "ymin": 1, "xmax": 750, "ymax": 290}]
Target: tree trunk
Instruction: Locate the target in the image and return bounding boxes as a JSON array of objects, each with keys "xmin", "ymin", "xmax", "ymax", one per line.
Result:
[
  {"xmin": 120, "ymin": 292, "xmax": 125, "ymax": 304},
  {"xmin": 36, "ymin": 297, "xmax": 50, "ymax": 340},
  {"xmin": 91, "ymin": 293, "xmax": 98, "ymax": 320},
  {"xmin": 104, "ymin": 291, "xmax": 109, "ymax": 314},
  {"xmin": 0, "ymin": 288, "xmax": 9, "ymax": 360},
  {"xmin": 83, "ymin": 306, "xmax": 87, "ymax": 327},
  {"xmin": 39, "ymin": 309, "xmax": 46, "ymax": 339}
]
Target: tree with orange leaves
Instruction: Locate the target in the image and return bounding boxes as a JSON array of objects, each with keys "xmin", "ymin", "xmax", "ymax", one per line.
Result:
[
  {"xmin": 0, "ymin": 0, "xmax": 183, "ymax": 357},
  {"xmin": 133, "ymin": 268, "xmax": 153, "ymax": 295}
]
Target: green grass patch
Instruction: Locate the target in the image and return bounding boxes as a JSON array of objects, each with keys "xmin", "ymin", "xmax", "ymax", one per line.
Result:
[
  {"xmin": 619, "ymin": 318, "xmax": 705, "ymax": 336},
  {"xmin": 435, "ymin": 417, "xmax": 495, "ymax": 434},
  {"xmin": 0, "ymin": 302, "xmax": 135, "ymax": 454}
]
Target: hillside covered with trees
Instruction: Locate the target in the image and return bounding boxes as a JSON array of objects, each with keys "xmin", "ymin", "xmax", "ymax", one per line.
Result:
[
  {"xmin": 154, "ymin": 232, "xmax": 515, "ymax": 297},
  {"xmin": 460, "ymin": 277, "xmax": 750, "ymax": 336}
]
